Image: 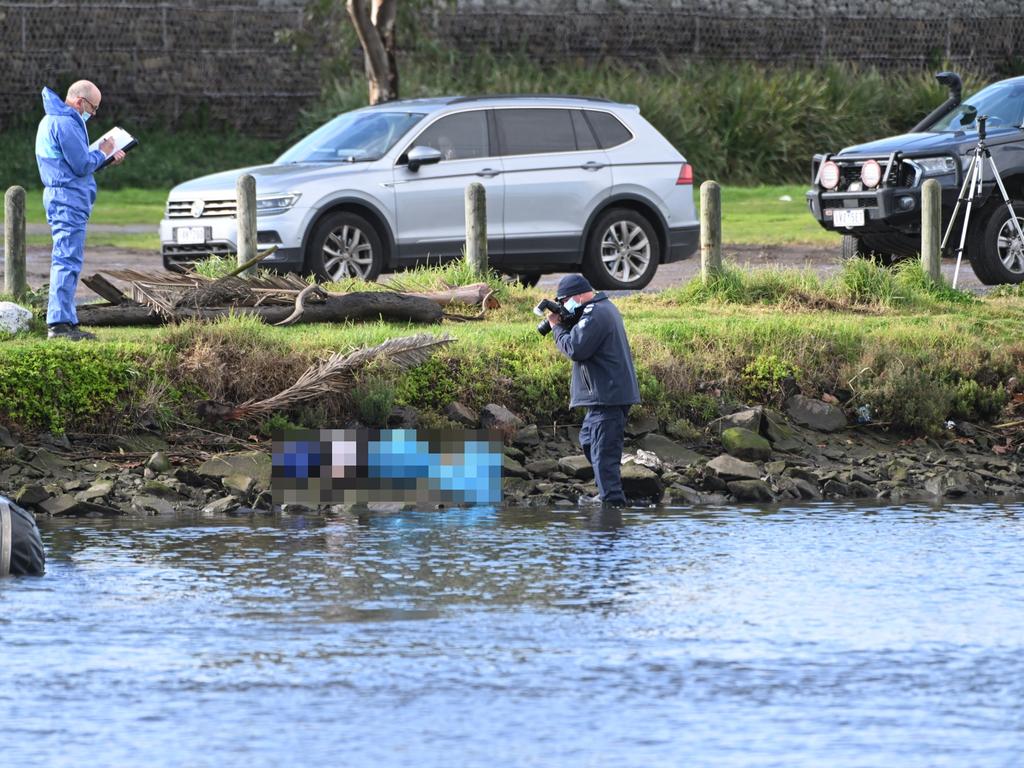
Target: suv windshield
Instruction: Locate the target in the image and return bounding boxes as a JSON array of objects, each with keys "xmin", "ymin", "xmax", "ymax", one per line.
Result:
[
  {"xmin": 277, "ymin": 111, "xmax": 425, "ymax": 164},
  {"xmin": 928, "ymin": 80, "xmax": 1024, "ymax": 131}
]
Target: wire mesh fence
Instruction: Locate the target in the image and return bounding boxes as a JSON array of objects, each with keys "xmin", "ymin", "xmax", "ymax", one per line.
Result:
[{"xmin": 3, "ymin": 1, "xmax": 1023, "ymax": 134}]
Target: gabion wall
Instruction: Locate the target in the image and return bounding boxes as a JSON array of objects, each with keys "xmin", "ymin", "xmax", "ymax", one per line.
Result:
[
  {"xmin": 0, "ymin": 0, "xmax": 321, "ymax": 135},
  {"xmin": 4, "ymin": 0, "xmax": 1023, "ymax": 135},
  {"xmin": 436, "ymin": 5, "xmax": 1024, "ymax": 68}
]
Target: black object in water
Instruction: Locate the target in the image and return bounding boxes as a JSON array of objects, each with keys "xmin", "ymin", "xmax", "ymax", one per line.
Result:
[{"xmin": 0, "ymin": 495, "xmax": 45, "ymax": 576}]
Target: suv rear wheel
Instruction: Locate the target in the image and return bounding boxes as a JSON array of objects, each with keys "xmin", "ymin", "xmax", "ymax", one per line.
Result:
[
  {"xmin": 970, "ymin": 204, "xmax": 1024, "ymax": 285},
  {"xmin": 508, "ymin": 272, "xmax": 542, "ymax": 288},
  {"xmin": 583, "ymin": 208, "xmax": 659, "ymax": 290},
  {"xmin": 305, "ymin": 211, "xmax": 384, "ymax": 282}
]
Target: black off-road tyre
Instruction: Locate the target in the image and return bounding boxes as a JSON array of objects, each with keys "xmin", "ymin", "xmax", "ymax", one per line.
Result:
[
  {"xmin": 969, "ymin": 203, "xmax": 1024, "ymax": 285},
  {"xmin": 841, "ymin": 234, "xmax": 898, "ymax": 267}
]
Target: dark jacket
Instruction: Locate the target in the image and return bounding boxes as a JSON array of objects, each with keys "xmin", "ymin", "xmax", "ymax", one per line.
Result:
[
  {"xmin": 35, "ymin": 87, "xmax": 107, "ymax": 225},
  {"xmin": 553, "ymin": 292, "xmax": 641, "ymax": 408}
]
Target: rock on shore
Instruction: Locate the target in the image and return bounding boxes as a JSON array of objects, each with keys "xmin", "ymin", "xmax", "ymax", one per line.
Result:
[{"xmin": 2, "ymin": 398, "xmax": 1023, "ymax": 516}]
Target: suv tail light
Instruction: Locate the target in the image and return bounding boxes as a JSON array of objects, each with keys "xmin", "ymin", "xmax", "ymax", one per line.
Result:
[{"xmin": 676, "ymin": 163, "xmax": 693, "ymax": 185}]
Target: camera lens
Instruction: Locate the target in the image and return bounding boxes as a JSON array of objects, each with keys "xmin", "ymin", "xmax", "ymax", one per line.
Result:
[{"xmin": 537, "ymin": 319, "xmax": 552, "ymax": 336}]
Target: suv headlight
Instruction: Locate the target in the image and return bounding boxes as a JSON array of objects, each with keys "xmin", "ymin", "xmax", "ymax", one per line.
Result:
[
  {"xmin": 255, "ymin": 193, "xmax": 301, "ymax": 216},
  {"xmin": 914, "ymin": 157, "xmax": 957, "ymax": 176}
]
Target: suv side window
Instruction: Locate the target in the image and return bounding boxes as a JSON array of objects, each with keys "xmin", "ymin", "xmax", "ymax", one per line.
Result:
[
  {"xmin": 571, "ymin": 110, "xmax": 599, "ymax": 151},
  {"xmin": 411, "ymin": 111, "xmax": 489, "ymax": 161},
  {"xmin": 496, "ymin": 108, "xmax": 577, "ymax": 155},
  {"xmin": 584, "ymin": 110, "xmax": 633, "ymax": 149}
]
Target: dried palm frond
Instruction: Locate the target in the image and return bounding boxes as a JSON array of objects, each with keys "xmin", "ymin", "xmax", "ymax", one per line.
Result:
[
  {"xmin": 274, "ymin": 283, "xmax": 330, "ymax": 326},
  {"xmin": 199, "ymin": 333, "xmax": 453, "ymax": 422}
]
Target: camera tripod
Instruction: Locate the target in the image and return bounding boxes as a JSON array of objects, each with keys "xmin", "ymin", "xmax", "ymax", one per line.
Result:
[{"xmin": 941, "ymin": 114, "xmax": 1024, "ymax": 288}]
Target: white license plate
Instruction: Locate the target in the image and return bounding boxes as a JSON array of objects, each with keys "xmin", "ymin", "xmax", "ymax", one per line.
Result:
[
  {"xmin": 175, "ymin": 226, "xmax": 207, "ymax": 245},
  {"xmin": 832, "ymin": 208, "xmax": 866, "ymax": 229}
]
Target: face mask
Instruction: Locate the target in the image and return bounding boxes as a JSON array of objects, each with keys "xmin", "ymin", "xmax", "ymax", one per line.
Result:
[
  {"xmin": 563, "ymin": 298, "xmax": 581, "ymax": 313},
  {"xmin": 81, "ymin": 110, "xmax": 91, "ymax": 123}
]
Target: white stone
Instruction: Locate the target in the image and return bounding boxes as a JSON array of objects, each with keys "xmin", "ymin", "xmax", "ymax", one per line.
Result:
[
  {"xmin": 622, "ymin": 449, "xmax": 663, "ymax": 471},
  {"xmin": 0, "ymin": 302, "xmax": 32, "ymax": 335}
]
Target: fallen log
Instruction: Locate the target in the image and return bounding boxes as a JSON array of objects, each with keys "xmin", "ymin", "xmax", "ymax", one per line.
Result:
[
  {"xmin": 76, "ymin": 291, "xmax": 443, "ymax": 327},
  {"xmin": 81, "ymin": 274, "xmax": 130, "ymax": 305},
  {"xmin": 404, "ymin": 283, "xmax": 500, "ymax": 309}
]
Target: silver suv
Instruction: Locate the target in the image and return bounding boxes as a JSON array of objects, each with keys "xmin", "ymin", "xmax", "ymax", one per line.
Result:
[{"xmin": 160, "ymin": 95, "xmax": 698, "ymax": 290}]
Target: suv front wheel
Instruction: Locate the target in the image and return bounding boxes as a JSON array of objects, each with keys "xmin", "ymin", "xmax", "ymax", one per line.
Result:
[
  {"xmin": 582, "ymin": 209, "xmax": 660, "ymax": 290},
  {"xmin": 970, "ymin": 204, "xmax": 1024, "ymax": 285},
  {"xmin": 305, "ymin": 211, "xmax": 384, "ymax": 282},
  {"xmin": 841, "ymin": 235, "xmax": 898, "ymax": 266}
]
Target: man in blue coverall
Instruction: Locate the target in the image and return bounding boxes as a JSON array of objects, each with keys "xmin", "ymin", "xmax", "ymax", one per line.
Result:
[
  {"xmin": 547, "ymin": 274, "xmax": 641, "ymax": 506},
  {"xmin": 35, "ymin": 80, "xmax": 124, "ymax": 340}
]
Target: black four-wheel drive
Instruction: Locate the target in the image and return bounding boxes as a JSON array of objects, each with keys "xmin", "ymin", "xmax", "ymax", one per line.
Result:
[{"xmin": 807, "ymin": 72, "xmax": 1024, "ymax": 285}]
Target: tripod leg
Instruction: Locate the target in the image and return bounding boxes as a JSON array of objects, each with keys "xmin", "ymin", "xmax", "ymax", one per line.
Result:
[
  {"xmin": 942, "ymin": 152, "xmax": 980, "ymax": 251},
  {"xmin": 986, "ymin": 154, "xmax": 1024, "ymax": 274},
  {"xmin": 952, "ymin": 153, "xmax": 983, "ymax": 288}
]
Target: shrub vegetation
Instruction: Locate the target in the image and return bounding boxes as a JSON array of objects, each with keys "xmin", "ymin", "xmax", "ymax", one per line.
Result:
[
  {"xmin": 0, "ymin": 56, "xmax": 988, "ymax": 190},
  {"xmin": 1, "ymin": 260, "xmax": 1022, "ymax": 438}
]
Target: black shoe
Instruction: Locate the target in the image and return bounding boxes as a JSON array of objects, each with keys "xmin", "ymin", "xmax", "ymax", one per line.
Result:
[{"xmin": 47, "ymin": 323, "xmax": 96, "ymax": 341}]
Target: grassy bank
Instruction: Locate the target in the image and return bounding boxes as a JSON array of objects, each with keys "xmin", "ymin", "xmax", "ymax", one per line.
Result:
[
  {"xmin": 0, "ymin": 260, "xmax": 1019, "ymax": 438},
  {"xmin": 2, "ymin": 185, "xmax": 838, "ymax": 251}
]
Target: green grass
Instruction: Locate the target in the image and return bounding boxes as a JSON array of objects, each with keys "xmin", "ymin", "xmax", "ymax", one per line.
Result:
[
  {"xmin": 665, "ymin": 259, "xmax": 976, "ymax": 311},
  {"xmin": 719, "ymin": 185, "xmax": 838, "ymax": 245},
  {"xmin": 26, "ymin": 232, "xmax": 160, "ymax": 250},
  {"xmin": 4, "ymin": 184, "xmax": 835, "ymax": 251},
  {"xmin": 1, "ymin": 260, "xmax": 1021, "ymax": 436}
]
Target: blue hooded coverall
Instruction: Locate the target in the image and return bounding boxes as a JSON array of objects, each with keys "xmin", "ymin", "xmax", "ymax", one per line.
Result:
[
  {"xmin": 553, "ymin": 293, "xmax": 641, "ymax": 504},
  {"xmin": 35, "ymin": 87, "xmax": 108, "ymax": 327}
]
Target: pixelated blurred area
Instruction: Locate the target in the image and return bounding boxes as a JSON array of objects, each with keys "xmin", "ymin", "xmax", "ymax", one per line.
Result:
[{"xmin": 272, "ymin": 428, "xmax": 503, "ymax": 506}]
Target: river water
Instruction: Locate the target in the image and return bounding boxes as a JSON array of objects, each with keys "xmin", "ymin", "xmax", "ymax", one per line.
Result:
[{"xmin": 2, "ymin": 502, "xmax": 1022, "ymax": 767}]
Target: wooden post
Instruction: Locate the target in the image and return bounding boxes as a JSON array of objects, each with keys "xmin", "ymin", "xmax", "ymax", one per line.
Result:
[
  {"xmin": 465, "ymin": 182, "xmax": 487, "ymax": 278},
  {"xmin": 700, "ymin": 180, "xmax": 722, "ymax": 283},
  {"xmin": 236, "ymin": 174, "xmax": 257, "ymax": 277},
  {"xmin": 4, "ymin": 186, "xmax": 27, "ymax": 299},
  {"xmin": 921, "ymin": 178, "xmax": 942, "ymax": 284}
]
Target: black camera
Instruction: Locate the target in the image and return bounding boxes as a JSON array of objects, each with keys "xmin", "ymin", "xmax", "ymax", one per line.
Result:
[{"xmin": 534, "ymin": 298, "xmax": 579, "ymax": 336}]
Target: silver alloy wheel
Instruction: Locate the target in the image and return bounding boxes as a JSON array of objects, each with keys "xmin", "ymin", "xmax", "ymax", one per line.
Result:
[
  {"xmin": 322, "ymin": 224, "xmax": 374, "ymax": 280},
  {"xmin": 600, "ymin": 220, "xmax": 651, "ymax": 283},
  {"xmin": 996, "ymin": 217, "xmax": 1024, "ymax": 274}
]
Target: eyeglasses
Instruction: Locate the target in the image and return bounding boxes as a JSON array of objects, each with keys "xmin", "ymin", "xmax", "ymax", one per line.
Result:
[{"xmin": 80, "ymin": 96, "xmax": 99, "ymax": 115}]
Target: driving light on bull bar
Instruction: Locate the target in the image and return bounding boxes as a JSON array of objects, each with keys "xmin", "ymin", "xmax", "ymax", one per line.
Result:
[
  {"xmin": 860, "ymin": 159, "xmax": 882, "ymax": 188},
  {"xmin": 819, "ymin": 161, "xmax": 840, "ymax": 190},
  {"xmin": 255, "ymin": 194, "xmax": 301, "ymax": 216}
]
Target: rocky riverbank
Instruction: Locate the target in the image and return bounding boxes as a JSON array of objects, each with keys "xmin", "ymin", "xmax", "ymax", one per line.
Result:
[{"xmin": 2, "ymin": 393, "xmax": 1023, "ymax": 517}]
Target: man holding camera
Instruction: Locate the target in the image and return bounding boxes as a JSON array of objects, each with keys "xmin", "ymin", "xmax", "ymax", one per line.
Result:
[{"xmin": 546, "ymin": 274, "xmax": 640, "ymax": 506}]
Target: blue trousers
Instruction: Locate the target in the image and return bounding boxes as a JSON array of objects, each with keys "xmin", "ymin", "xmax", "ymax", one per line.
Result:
[
  {"xmin": 580, "ymin": 405, "xmax": 630, "ymax": 505},
  {"xmin": 45, "ymin": 220, "xmax": 87, "ymax": 326}
]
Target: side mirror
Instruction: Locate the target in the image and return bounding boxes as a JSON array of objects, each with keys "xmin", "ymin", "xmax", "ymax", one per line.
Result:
[{"xmin": 407, "ymin": 145, "xmax": 443, "ymax": 172}]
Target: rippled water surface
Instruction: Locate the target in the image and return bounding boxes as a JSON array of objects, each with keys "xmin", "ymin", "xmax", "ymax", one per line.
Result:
[{"xmin": 2, "ymin": 502, "xmax": 1023, "ymax": 767}]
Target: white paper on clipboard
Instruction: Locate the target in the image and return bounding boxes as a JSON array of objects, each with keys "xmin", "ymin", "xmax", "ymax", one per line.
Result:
[{"xmin": 89, "ymin": 126, "xmax": 138, "ymax": 166}]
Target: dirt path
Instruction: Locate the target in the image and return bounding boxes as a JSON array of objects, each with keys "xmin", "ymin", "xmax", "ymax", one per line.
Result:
[{"xmin": 12, "ymin": 240, "xmax": 988, "ymax": 303}]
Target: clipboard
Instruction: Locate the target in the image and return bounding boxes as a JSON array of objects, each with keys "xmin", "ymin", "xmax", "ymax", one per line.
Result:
[{"xmin": 89, "ymin": 126, "xmax": 139, "ymax": 168}]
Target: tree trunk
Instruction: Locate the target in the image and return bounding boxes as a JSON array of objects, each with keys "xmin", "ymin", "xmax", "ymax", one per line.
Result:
[
  {"xmin": 346, "ymin": 0, "xmax": 399, "ymax": 105},
  {"xmin": 407, "ymin": 283, "xmax": 499, "ymax": 309},
  {"xmin": 76, "ymin": 291, "xmax": 442, "ymax": 327}
]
